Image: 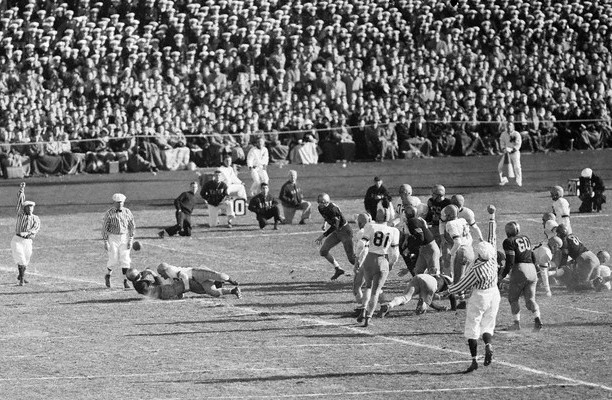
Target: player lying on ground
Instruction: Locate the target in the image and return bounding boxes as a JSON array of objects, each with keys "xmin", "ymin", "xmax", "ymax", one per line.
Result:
[
  {"xmin": 592, "ymin": 251, "xmax": 611, "ymax": 291},
  {"xmin": 547, "ymin": 224, "xmax": 601, "ymax": 291},
  {"xmin": 126, "ymin": 263, "xmax": 241, "ymax": 300},
  {"xmin": 380, "ymin": 273, "xmax": 456, "ymax": 317}
]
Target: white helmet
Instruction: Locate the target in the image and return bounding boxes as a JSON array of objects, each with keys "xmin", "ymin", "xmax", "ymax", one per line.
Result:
[{"xmin": 581, "ymin": 168, "xmax": 593, "ymax": 178}]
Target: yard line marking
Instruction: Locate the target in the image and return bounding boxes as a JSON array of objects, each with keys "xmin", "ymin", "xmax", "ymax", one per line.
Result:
[
  {"xmin": 228, "ymin": 306, "xmax": 612, "ymax": 393},
  {"xmin": 205, "ymin": 383, "xmax": 585, "ymax": 399},
  {"xmin": 0, "ymin": 266, "xmax": 104, "ymax": 286},
  {"xmin": 198, "ymin": 230, "xmax": 323, "ymax": 240},
  {"xmin": 0, "ymin": 361, "xmax": 468, "ymax": 383},
  {"xmin": 556, "ymin": 305, "xmax": 609, "ymax": 315}
]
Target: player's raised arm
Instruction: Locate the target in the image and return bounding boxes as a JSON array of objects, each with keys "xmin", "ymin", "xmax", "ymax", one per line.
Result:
[
  {"xmin": 486, "ymin": 205, "xmax": 497, "ymax": 249},
  {"xmin": 16, "ymin": 182, "xmax": 25, "ymax": 213}
]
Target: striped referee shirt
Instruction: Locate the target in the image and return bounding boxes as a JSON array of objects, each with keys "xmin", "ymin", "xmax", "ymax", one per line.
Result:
[
  {"xmin": 448, "ymin": 258, "xmax": 498, "ymax": 295},
  {"xmin": 102, "ymin": 207, "xmax": 135, "ymax": 240},
  {"xmin": 15, "ymin": 189, "xmax": 41, "ymax": 239}
]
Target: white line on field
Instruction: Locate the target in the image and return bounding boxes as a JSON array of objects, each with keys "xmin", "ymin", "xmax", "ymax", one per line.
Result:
[
  {"xmin": 0, "ymin": 266, "xmax": 104, "ymax": 286},
  {"xmin": 0, "ymin": 360, "xmax": 466, "ymax": 383},
  {"xmin": 198, "ymin": 230, "xmax": 323, "ymax": 240},
  {"xmin": 228, "ymin": 306, "xmax": 612, "ymax": 393},
  {"xmin": 205, "ymin": 383, "xmax": 584, "ymax": 399},
  {"xmin": 556, "ymin": 305, "xmax": 609, "ymax": 315}
]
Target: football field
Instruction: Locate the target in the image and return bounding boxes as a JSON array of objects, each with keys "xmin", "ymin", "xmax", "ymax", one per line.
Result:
[{"xmin": 0, "ymin": 151, "xmax": 611, "ymax": 399}]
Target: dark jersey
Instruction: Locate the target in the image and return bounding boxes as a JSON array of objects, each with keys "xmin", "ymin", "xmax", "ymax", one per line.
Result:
[
  {"xmin": 406, "ymin": 217, "xmax": 435, "ymax": 247},
  {"xmin": 279, "ymin": 181, "xmax": 303, "ymax": 207},
  {"xmin": 248, "ymin": 193, "xmax": 278, "ymax": 214},
  {"xmin": 426, "ymin": 197, "xmax": 452, "ymax": 227},
  {"xmin": 174, "ymin": 191, "xmax": 197, "ymax": 215},
  {"xmin": 201, "ymin": 180, "xmax": 228, "ymax": 207},
  {"xmin": 318, "ymin": 202, "xmax": 347, "ymax": 237},
  {"xmin": 503, "ymin": 234, "xmax": 534, "ymax": 265},
  {"xmin": 563, "ymin": 234, "xmax": 589, "ymax": 259}
]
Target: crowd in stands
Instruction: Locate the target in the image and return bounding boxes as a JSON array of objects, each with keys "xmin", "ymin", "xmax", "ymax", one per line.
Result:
[{"xmin": 2, "ymin": 0, "xmax": 612, "ymax": 176}]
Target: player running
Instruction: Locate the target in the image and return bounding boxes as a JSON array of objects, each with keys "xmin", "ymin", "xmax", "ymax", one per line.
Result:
[
  {"xmin": 501, "ymin": 222, "xmax": 543, "ymax": 331},
  {"xmin": 315, "ymin": 193, "xmax": 356, "ymax": 280},
  {"xmin": 356, "ymin": 209, "xmax": 400, "ymax": 327}
]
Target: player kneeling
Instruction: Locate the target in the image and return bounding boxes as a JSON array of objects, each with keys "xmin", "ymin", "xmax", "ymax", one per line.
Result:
[
  {"xmin": 126, "ymin": 263, "xmax": 241, "ymax": 300},
  {"xmin": 380, "ymin": 274, "xmax": 455, "ymax": 317}
]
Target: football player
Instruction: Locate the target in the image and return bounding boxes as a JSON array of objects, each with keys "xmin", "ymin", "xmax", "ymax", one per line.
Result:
[
  {"xmin": 442, "ymin": 204, "xmax": 474, "ymax": 309},
  {"xmin": 398, "ymin": 199, "xmax": 441, "ymax": 277},
  {"xmin": 450, "ymin": 195, "xmax": 484, "ymax": 242},
  {"xmin": 126, "ymin": 263, "xmax": 241, "ymax": 300},
  {"xmin": 352, "ymin": 213, "xmax": 372, "ymax": 315},
  {"xmin": 356, "ymin": 208, "xmax": 400, "ymax": 327},
  {"xmin": 550, "ymin": 186, "xmax": 571, "ymax": 233},
  {"xmin": 381, "ymin": 274, "xmax": 455, "ymax": 317},
  {"xmin": 532, "ymin": 213, "xmax": 559, "ymax": 297},
  {"xmin": 315, "ymin": 193, "xmax": 356, "ymax": 280},
  {"xmin": 501, "ymin": 222, "xmax": 543, "ymax": 331},
  {"xmin": 547, "ymin": 224, "xmax": 600, "ymax": 291},
  {"xmin": 592, "ymin": 251, "xmax": 611, "ymax": 291}
]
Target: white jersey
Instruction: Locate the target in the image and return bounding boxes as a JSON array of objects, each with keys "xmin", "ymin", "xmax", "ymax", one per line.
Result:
[
  {"xmin": 600, "ymin": 265, "xmax": 611, "ymax": 290},
  {"xmin": 551, "ymin": 198, "xmax": 571, "ymax": 233},
  {"xmin": 354, "ymin": 228, "xmax": 367, "ymax": 270},
  {"xmin": 458, "ymin": 207, "xmax": 476, "ymax": 226},
  {"xmin": 361, "ymin": 222, "xmax": 400, "ymax": 255},
  {"xmin": 445, "ymin": 218, "xmax": 472, "ymax": 247},
  {"xmin": 158, "ymin": 264, "xmax": 193, "ymax": 290},
  {"xmin": 217, "ymin": 165, "xmax": 242, "ymax": 186},
  {"xmin": 246, "ymin": 146, "xmax": 269, "ymax": 169},
  {"xmin": 544, "ymin": 219, "xmax": 558, "ymax": 240},
  {"xmin": 533, "ymin": 243, "xmax": 553, "ymax": 266}
]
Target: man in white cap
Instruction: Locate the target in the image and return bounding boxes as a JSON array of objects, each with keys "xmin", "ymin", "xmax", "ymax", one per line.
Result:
[
  {"xmin": 11, "ymin": 182, "xmax": 41, "ymax": 285},
  {"xmin": 102, "ymin": 193, "xmax": 135, "ymax": 288},
  {"xmin": 578, "ymin": 168, "xmax": 606, "ymax": 213}
]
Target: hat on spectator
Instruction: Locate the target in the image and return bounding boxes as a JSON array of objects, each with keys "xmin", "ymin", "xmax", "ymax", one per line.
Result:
[{"xmin": 23, "ymin": 201, "xmax": 35, "ymax": 207}]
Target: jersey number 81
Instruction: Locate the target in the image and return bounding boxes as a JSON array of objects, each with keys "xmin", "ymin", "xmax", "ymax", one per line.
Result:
[{"xmin": 373, "ymin": 231, "xmax": 390, "ymax": 247}]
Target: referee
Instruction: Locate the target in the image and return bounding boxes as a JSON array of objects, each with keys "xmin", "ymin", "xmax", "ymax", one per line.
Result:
[
  {"xmin": 445, "ymin": 240, "xmax": 500, "ymax": 373},
  {"xmin": 102, "ymin": 193, "xmax": 135, "ymax": 289},
  {"xmin": 11, "ymin": 182, "xmax": 41, "ymax": 286}
]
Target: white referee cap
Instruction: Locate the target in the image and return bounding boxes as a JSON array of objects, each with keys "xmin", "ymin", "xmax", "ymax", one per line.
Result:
[
  {"xmin": 112, "ymin": 193, "xmax": 126, "ymax": 202},
  {"xmin": 23, "ymin": 200, "xmax": 35, "ymax": 207}
]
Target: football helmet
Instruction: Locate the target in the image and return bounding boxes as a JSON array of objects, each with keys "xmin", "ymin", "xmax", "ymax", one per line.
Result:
[
  {"xmin": 403, "ymin": 195, "xmax": 421, "ymax": 208},
  {"xmin": 505, "ymin": 221, "xmax": 520, "ymax": 237},
  {"xmin": 581, "ymin": 168, "xmax": 593, "ymax": 178},
  {"xmin": 544, "ymin": 219, "xmax": 559, "ymax": 232},
  {"xmin": 555, "ymin": 223, "xmax": 569, "ymax": 238},
  {"xmin": 542, "ymin": 212, "xmax": 556, "ymax": 223},
  {"xmin": 597, "ymin": 250, "xmax": 610, "ymax": 264},
  {"xmin": 126, "ymin": 268, "xmax": 141, "ymax": 282},
  {"xmin": 550, "ymin": 186, "xmax": 564, "ymax": 200},
  {"xmin": 441, "ymin": 204, "xmax": 458, "ymax": 222},
  {"xmin": 451, "ymin": 194, "xmax": 465, "ymax": 209},
  {"xmin": 375, "ymin": 208, "xmax": 389, "ymax": 223},
  {"xmin": 356, "ymin": 213, "xmax": 371, "ymax": 230},
  {"xmin": 432, "ymin": 184, "xmax": 445, "ymax": 197},
  {"xmin": 317, "ymin": 193, "xmax": 330, "ymax": 205},
  {"xmin": 399, "ymin": 184, "xmax": 413, "ymax": 197}
]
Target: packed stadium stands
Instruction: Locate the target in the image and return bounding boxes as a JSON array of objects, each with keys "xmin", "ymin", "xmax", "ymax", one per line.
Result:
[{"xmin": 1, "ymin": 0, "xmax": 612, "ymax": 176}]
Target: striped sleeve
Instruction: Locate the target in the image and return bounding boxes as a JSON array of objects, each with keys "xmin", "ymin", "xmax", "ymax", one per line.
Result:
[
  {"xmin": 102, "ymin": 209, "xmax": 111, "ymax": 240},
  {"xmin": 127, "ymin": 209, "xmax": 135, "ymax": 238},
  {"xmin": 448, "ymin": 267, "xmax": 479, "ymax": 295}
]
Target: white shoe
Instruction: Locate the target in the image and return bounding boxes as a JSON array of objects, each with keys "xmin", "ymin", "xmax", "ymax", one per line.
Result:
[
  {"xmin": 516, "ymin": 180, "xmax": 523, "ymax": 187},
  {"xmin": 499, "ymin": 177, "xmax": 509, "ymax": 186}
]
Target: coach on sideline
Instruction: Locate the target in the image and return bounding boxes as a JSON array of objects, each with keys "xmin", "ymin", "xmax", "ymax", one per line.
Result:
[
  {"xmin": 102, "ymin": 193, "xmax": 135, "ymax": 289},
  {"xmin": 11, "ymin": 182, "xmax": 41, "ymax": 286}
]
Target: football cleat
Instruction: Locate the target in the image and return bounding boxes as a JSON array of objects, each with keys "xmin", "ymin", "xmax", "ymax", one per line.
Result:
[
  {"xmin": 231, "ymin": 286, "xmax": 242, "ymax": 299},
  {"xmin": 330, "ymin": 267, "xmax": 345, "ymax": 281},
  {"xmin": 363, "ymin": 317, "xmax": 370, "ymax": 327},
  {"xmin": 534, "ymin": 317, "xmax": 543, "ymax": 331},
  {"xmin": 465, "ymin": 360, "xmax": 479, "ymax": 373},
  {"xmin": 499, "ymin": 177, "xmax": 509, "ymax": 186},
  {"xmin": 484, "ymin": 346, "xmax": 493, "ymax": 366},
  {"xmin": 456, "ymin": 301, "xmax": 467, "ymax": 310},
  {"xmin": 352, "ymin": 307, "xmax": 365, "ymax": 318},
  {"xmin": 123, "ymin": 279, "xmax": 130, "ymax": 289},
  {"xmin": 356, "ymin": 308, "xmax": 366, "ymax": 323},
  {"xmin": 415, "ymin": 298, "xmax": 426, "ymax": 314},
  {"xmin": 158, "ymin": 230, "xmax": 165, "ymax": 239},
  {"xmin": 104, "ymin": 274, "xmax": 111, "ymax": 288},
  {"xmin": 379, "ymin": 304, "xmax": 391, "ymax": 318}
]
